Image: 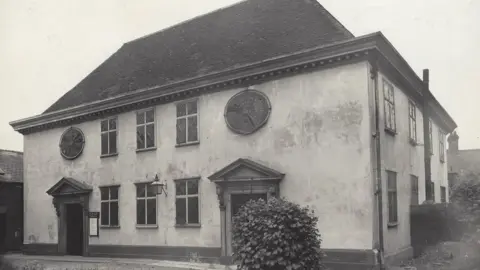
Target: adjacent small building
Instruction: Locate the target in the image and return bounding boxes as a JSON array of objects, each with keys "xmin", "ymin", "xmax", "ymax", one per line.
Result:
[
  {"xmin": 10, "ymin": 0, "xmax": 456, "ymax": 269},
  {"xmin": 447, "ymin": 132, "xmax": 480, "ymax": 189},
  {"xmin": 0, "ymin": 149, "xmax": 24, "ymax": 253}
]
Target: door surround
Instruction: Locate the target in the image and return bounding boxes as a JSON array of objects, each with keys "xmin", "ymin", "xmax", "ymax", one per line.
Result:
[
  {"xmin": 208, "ymin": 158, "xmax": 285, "ymax": 262},
  {"xmin": 46, "ymin": 177, "xmax": 92, "ymax": 256}
]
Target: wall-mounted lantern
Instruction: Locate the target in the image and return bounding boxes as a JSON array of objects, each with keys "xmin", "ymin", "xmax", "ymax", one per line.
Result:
[{"xmin": 150, "ymin": 174, "xmax": 168, "ymax": 196}]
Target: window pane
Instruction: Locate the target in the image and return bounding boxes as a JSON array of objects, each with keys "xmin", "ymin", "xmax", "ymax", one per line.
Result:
[
  {"xmin": 136, "ymin": 184, "xmax": 146, "ymax": 198},
  {"xmin": 145, "ymin": 109, "xmax": 155, "ymax": 123},
  {"xmin": 136, "ymin": 126, "xmax": 145, "ymax": 149},
  {"xmin": 110, "ymin": 202, "xmax": 119, "ymax": 226},
  {"xmin": 188, "ymin": 197, "xmax": 199, "ymax": 224},
  {"xmin": 109, "ymin": 118, "xmax": 117, "ymax": 130},
  {"xmin": 146, "ymin": 124, "xmax": 155, "ymax": 148},
  {"xmin": 136, "ymin": 112, "xmax": 145, "ymax": 125},
  {"xmin": 176, "ymin": 181, "xmax": 186, "ymax": 196},
  {"xmin": 384, "ymin": 103, "xmax": 391, "ymax": 129},
  {"xmin": 187, "ymin": 116, "xmax": 198, "ymax": 142},
  {"xmin": 100, "ymin": 188, "xmax": 109, "ymax": 201},
  {"xmin": 176, "ymin": 118, "xmax": 186, "ymax": 144},
  {"xmin": 146, "ymin": 198, "xmax": 156, "ymax": 225},
  {"xmin": 101, "ymin": 120, "xmax": 108, "ymax": 132},
  {"xmin": 390, "ymin": 106, "xmax": 396, "ymax": 129},
  {"xmin": 136, "ymin": 200, "xmax": 145, "ymax": 225},
  {"xmin": 187, "ymin": 180, "xmax": 198, "ymax": 195},
  {"xmin": 110, "ymin": 186, "xmax": 119, "ymax": 200},
  {"xmin": 387, "ymin": 173, "xmax": 396, "ymax": 190},
  {"xmin": 101, "ymin": 202, "xmax": 109, "ymax": 225},
  {"xmin": 176, "ymin": 198, "xmax": 186, "ymax": 225},
  {"xmin": 187, "ymin": 101, "xmax": 197, "ymax": 114},
  {"xmin": 109, "ymin": 131, "xmax": 117, "ymax": 154},
  {"xmin": 146, "ymin": 184, "xmax": 156, "ymax": 197},
  {"xmin": 177, "ymin": 103, "xmax": 186, "ymax": 117},
  {"xmin": 393, "ymin": 193, "xmax": 398, "ymax": 222},
  {"xmin": 101, "ymin": 133, "xmax": 109, "ymax": 155}
]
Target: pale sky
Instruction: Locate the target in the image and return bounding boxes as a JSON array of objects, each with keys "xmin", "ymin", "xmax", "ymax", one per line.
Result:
[{"xmin": 1, "ymin": 0, "xmax": 479, "ymax": 152}]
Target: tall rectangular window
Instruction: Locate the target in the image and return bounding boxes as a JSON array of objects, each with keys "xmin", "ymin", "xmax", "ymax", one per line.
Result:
[
  {"xmin": 136, "ymin": 108, "xmax": 155, "ymax": 150},
  {"xmin": 176, "ymin": 100, "xmax": 199, "ymax": 145},
  {"xmin": 408, "ymin": 101, "xmax": 416, "ymax": 143},
  {"xmin": 175, "ymin": 178, "xmax": 200, "ymax": 225},
  {"xmin": 101, "ymin": 118, "xmax": 117, "ymax": 155},
  {"xmin": 441, "ymin": 186, "xmax": 447, "ymax": 203},
  {"xmin": 410, "ymin": 175, "xmax": 419, "ymax": 205},
  {"xmin": 136, "ymin": 183, "xmax": 157, "ymax": 225},
  {"xmin": 383, "ymin": 80, "xmax": 396, "ymax": 133},
  {"xmin": 439, "ymin": 131, "xmax": 445, "ymax": 162},
  {"xmin": 100, "ymin": 186, "xmax": 119, "ymax": 227},
  {"xmin": 431, "ymin": 181, "xmax": 436, "ymax": 202},
  {"xmin": 429, "ymin": 120, "xmax": 433, "ymax": 155},
  {"xmin": 387, "ymin": 171, "xmax": 398, "ymax": 225}
]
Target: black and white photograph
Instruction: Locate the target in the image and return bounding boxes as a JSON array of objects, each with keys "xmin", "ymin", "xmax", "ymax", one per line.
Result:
[{"xmin": 0, "ymin": 0, "xmax": 479, "ymax": 269}]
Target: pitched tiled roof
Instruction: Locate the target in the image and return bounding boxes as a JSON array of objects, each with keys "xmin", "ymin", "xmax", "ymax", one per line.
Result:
[
  {"xmin": 44, "ymin": 0, "xmax": 353, "ymax": 114},
  {"xmin": 0, "ymin": 149, "xmax": 23, "ymax": 183}
]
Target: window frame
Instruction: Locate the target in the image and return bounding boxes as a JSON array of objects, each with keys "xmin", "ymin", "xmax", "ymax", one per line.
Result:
[
  {"xmin": 440, "ymin": 186, "xmax": 447, "ymax": 203},
  {"xmin": 99, "ymin": 185, "xmax": 120, "ymax": 228},
  {"xmin": 100, "ymin": 117, "xmax": 118, "ymax": 157},
  {"xmin": 175, "ymin": 99, "xmax": 200, "ymax": 147},
  {"xmin": 174, "ymin": 177, "xmax": 201, "ymax": 227},
  {"xmin": 431, "ymin": 181, "xmax": 436, "ymax": 202},
  {"xmin": 429, "ymin": 119, "xmax": 434, "ymax": 156},
  {"xmin": 135, "ymin": 182, "xmax": 158, "ymax": 227},
  {"xmin": 408, "ymin": 100, "xmax": 417, "ymax": 144},
  {"xmin": 439, "ymin": 130, "xmax": 445, "ymax": 163},
  {"xmin": 387, "ymin": 170, "xmax": 398, "ymax": 227},
  {"xmin": 410, "ymin": 175, "xmax": 419, "ymax": 206},
  {"xmin": 136, "ymin": 108, "xmax": 156, "ymax": 151},
  {"xmin": 383, "ymin": 79, "xmax": 396, "ymax": 134}
]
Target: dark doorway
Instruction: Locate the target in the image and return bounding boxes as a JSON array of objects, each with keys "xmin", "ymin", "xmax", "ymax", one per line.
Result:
[
  {"xmin": 0, "ymin": 213, "xmax": 6, "ymax": 254},
  {"xmin": 231, "ymin": 193, "xmax": 268, "ymax": 221},
  {"xmin": 66, "ymin": 204, "xmax": 83, "ymax": 256}
]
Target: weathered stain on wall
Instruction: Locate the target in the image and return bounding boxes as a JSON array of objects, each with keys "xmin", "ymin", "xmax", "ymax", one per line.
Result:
[{"xmin": 23, "ymin": 62, "xmax": 373, "ymax": 250}]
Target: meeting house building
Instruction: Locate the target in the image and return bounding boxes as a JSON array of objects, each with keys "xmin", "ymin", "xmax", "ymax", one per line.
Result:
[{"xmin": 10, "ymin": 0, "xmax": 456, "ymax": 269}]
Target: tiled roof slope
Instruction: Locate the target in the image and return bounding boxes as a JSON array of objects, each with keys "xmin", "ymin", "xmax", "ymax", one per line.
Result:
[
  {"xmin": 43, "ymin": 0, "xmax": 353, "ymax": 113},
  {"xmin": 0, "ymin": 149, "xmax": 23, "ymax": 183}
]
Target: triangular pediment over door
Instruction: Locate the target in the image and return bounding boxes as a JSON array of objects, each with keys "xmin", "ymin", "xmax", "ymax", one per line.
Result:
[
  {"xmin": 208, "ymin": 158, "xmax": 285, "ymax": 184},
  {"xmin": 46, "ymin": 177, "xmax": 93, "ymax": 197}
]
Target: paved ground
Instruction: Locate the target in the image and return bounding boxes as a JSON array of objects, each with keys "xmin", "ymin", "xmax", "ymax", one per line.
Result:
[{"xmin": 2, "ymin": 254, "xmax": 236, "ymax": 270}]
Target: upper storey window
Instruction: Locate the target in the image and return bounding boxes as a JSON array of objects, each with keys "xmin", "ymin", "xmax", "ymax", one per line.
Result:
[
  {"xmin": 408, "ymin": 101, "xmax": 417, "ymax": 143},
  {"xmin": 136, "ymin": 108, "xmax": 156, "ymax": 150},
  {"xmin": 101, "ymin": 117, "xmax": 117, "ymax": 156},
  {"xmin": 176, "ymin": 100, "xmax": 199, "ymax": 146},
  {"xmin": 383, "ymin": 80, "xmax": 396, "ymax": 134}
]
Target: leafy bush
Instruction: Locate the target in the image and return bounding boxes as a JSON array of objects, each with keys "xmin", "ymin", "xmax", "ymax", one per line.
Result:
[
  {"xmin": 232, "ymin": 197, "xmax": 324, "ymax": 270},
  {"xmin": 0, "ymin": 256, "xmax": 15, "ymax": 270},
  {"xmin": 449, "ymin": 172, "xmax": 480, "ymax": 242}
]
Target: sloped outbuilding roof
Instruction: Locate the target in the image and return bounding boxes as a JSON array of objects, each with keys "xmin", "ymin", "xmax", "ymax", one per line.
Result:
[{"xmin": 0, "ymin": 149, "xmax": 23, "ymax": 183}]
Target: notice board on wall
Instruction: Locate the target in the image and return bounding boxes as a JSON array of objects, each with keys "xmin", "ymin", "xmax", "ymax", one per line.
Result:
[{"xmin": 88, "ymin": 212, "xmax": 99, "ymax": 237}]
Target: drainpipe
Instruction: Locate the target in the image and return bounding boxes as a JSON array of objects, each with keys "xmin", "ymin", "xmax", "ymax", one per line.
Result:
[
  {"xmin": 370, "ymin": 54, "xmax": 386, "ymax": 270},
  {"xmin": 422, "ymin": 69, "xmax": 432, "ymax": 202}
]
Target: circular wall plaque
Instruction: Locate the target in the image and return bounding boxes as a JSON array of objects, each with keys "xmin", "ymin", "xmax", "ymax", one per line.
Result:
[
  {"xmin": 59, "ymin": 127, "xmax": 85, "ymax": 160},
  {"xmin": 224, "ymin": 89, "xmax": 272, "ymax": 135}
]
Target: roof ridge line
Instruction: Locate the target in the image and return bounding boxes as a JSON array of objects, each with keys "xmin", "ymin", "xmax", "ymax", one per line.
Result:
[
  {"xmin": 312, "ymin": 1, "xmax": 355, "ymax": 38},
  {"xmin": 125, "ymin": 0, "xmax": 249, "ymax": 45}
]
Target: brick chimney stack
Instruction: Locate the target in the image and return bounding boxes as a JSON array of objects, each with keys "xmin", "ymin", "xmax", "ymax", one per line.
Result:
[{"xmin": 448, "ymin": 131, "xmax": 459, "ymax": 153}]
